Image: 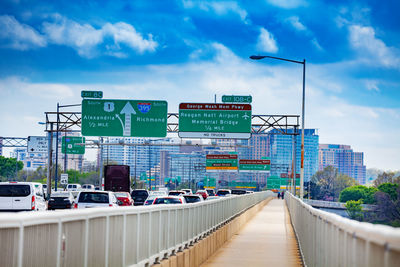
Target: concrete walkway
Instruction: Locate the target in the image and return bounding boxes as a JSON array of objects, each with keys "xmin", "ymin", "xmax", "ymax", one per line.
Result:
[{"xmin": 201, "ymin": 199, "xmax": 303, "ymax": 267}]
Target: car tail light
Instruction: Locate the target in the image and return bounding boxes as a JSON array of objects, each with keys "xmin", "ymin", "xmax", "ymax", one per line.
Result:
[
  {"xmin": 31, "ymin": 195, "xmax": 35, "ymax": 210},
  {"xmin": 109, "ymin": 204, "xmax": 112, "ymax": 207},
  {"xmin": 74, "ymin": 203, "xmax": 78, "ymax": 209}
]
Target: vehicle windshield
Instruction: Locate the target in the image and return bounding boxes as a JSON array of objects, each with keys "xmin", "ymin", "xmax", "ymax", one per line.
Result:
[
  {"xmin": 168, "ymin": 191, "xmax": 183, "ymax": 196},
  {"xmin": 231, "ymin": 190, "xmax": 246, "ymax": 195},
  {"xmin": 131, "ymin": 191, "xmax": 148, "ymax": 197},
  {"xmin": 0, "ymin": 185, "xmax": 31, "ymax": 197},
  {"xmin": 217, "ymin": 190, "xmax": 230, "ymax": 196},
  {"xmin": 153, "ymin": 198, "xmax": 182, "ymax": 204},
  {"xmin": 206, "ymin": 190, "xmax": 215, "ymax": 196},
  {"xmin": 78, "ymin": 192, "xmax": 109, "ymax": 203},
  {"xmin": 51, "ymin": 192, "xmax": 70, "ymax": 198},
  {"xmin": 184, "ymin": 196, "xmax": 201, "ymax": 203}
]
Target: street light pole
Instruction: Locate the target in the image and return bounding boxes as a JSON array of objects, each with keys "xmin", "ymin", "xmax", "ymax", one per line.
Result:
[{"xmin": 250, "ymin": 55, "xmax": 306, "ymax": 199}]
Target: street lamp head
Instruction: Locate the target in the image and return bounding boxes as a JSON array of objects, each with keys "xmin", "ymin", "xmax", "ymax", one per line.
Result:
[{"xmin": 249, "ymin": 55, "xmax": 266, "ymax": 60}]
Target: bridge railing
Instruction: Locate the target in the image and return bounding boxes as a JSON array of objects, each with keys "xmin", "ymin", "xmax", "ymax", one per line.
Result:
[
  {"xmin": 0, "ymin": 191, "xmax": 273, "ymax": 267},
  {"xmin": 286, "ymin": 193, "xmax": 400, "ymax": 267}
]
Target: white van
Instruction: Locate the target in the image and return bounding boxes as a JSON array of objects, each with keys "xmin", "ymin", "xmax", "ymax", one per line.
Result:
[
  {"xmin": 0, "ymin": 182, "xmax": 46, "ymax": 211},
  {"xmin": 66, "ymin": 184, "xmax": 82, "ymax": 191},
  {"xmin": 81, "ymin": 184, "xmax": 95, "ymax": 190}
]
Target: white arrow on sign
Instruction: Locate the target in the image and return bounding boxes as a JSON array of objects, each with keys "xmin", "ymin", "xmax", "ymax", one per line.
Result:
[{"xmin": 116, "ymin": 102, "xmax": 136, "ymax": 136}]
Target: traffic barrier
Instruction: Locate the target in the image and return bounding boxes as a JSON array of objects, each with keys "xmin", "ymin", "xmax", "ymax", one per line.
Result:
[
  {"xmin": 285, "ymin": 192, "xmax": 400, "ymax": 267},
  {"xmin": 0, "ymin": 191, "xmax": 274, "ymax": 267}
]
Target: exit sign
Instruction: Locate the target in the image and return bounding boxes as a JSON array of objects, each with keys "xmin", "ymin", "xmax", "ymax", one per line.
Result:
[
  {"xmin": 222, "ymin": 95, "xmax": 252, "ymax": 103},
  {"xmin": 81, "ymin": 91, "xmax": 103, "ymax": 98}
]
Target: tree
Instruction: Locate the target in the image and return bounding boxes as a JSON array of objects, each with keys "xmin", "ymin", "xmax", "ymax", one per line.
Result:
[
  {"xmin": 311, "ymin": 166, "xmax": 337, "ymax": 200},
  {"xmin": 377, "ymin": 183, "xmax": 399, "ymax": 201},
  {"xmin": 339, "ymin": 185, "xmax": 378, "ymax": 204},
  {"xmin": 373, "ymin": 172, "xmax": 400, "ymax": 187},
  {"xmin": 345, "ymin": 200, "xmax": 364, "ymax": 221},
  {"xmin": 0, "ymin": 156, "xmax": 24, "ymax": 180},
  {"xmin": 334, "ymin": 174, "xmax": 358, "ymax": 200},
  {"xmin": 373, "ymin": 187, "xmax": 400, "ymax": 227},
  {"xmin": 311, "ymin": 166, "xmax": 358, "ymax": 201}
]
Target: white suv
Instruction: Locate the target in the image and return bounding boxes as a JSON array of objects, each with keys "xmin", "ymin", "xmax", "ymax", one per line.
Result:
[
  {"xmin": 75, "ymin": 191, "xmax": 119, "ymax": 209},
  {"xmin": 0, "ymin": 182, "xmax": 46, "ymax": 211}
]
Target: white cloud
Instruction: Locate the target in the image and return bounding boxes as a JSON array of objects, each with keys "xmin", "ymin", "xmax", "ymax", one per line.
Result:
[
  {"xmin": 0, "ymin": 14, "xmax": 157, "ymax": 58},
  {"xmin": 102, "ymin": 22, "xmax": 157, "ymax": 53},
  {"xmin": 256, "ymin": 27, "xmax": 278, "ymax": 53},
  {"xmin": 286, "ymin": 16, "xmax": 307, "ymax": 31},
  {"xmin": 42, "ymin": 15, "xmax": 157, "ymax": 58},
  {"xmin": 266, "ymin": 0, "xmax": 307, "ymax": 9},
  {"xmin": 182, "ymin": 0, "xmax": 249, "ymax": 24},
  {"xmin": 285, "ymin": 16, "xmax": 323, "ymax": 51},
  {"xmin": 349, "ymin": 25, "xmax": 400, "ymax": 68},
  {"xmin": 0, "ymin": 76, "xmax": 74, "ymax": 99},
  {"xmin": 42, "ymin": 16, "xmax": 103, "ymax": 57},
  {"xmin": 365, "ymin": 80, "xmax": 380, "ymax": 92},
  {"xmin": 0, "ymin": 15, "xmax": 46, "ymax": 50},
  {"xmin": 311, "ymin": 38, "xmax": 323, "ymax": 51}
]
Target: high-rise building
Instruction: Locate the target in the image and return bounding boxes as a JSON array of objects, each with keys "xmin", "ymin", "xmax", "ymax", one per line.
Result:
[
  {"xmin": 0, "ymin": 137, "xmax": 3, "ymax": 156},
  {"xmin": 11, "ymin": 148, "xmax": 47, "ymax": 170},
  {"xmin": 319, "ymin": 144, "xmax": 366, "ymax": 184}
]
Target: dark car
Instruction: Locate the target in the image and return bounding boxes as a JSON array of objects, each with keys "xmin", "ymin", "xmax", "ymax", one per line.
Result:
[
  {"xmin": 183, "ymin": 194, "xmax": 204, "ymax": 203},
  {"xmin": 48, "ymin": 192, "xmax": 74, "ymax": 210},
  {"xmin": 153, "ymin": 196, "xmax": 185, "ymax": 205},
  {"xmin": 131, "ymin": 189, "xmax": 149, "ymax": 206},
  {"xmin": 231, "ymin": 189, "xmax": 247, "ymax": 195},
  {"xmin": 205, "ymin": 188, "xmax": 215, "ymax": 196},
  {"xmin": 216, "ymin": 189, "xmax": 231, "ymax": 197},
  {"xmin": 168, "ymin": 190, "xmax": 186, "ymax": 196}
]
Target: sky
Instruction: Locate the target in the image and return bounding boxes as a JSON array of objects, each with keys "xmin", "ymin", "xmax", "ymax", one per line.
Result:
[{"xmin": 0, "ymin": 0, "xmax": 399, "ymax": 170}]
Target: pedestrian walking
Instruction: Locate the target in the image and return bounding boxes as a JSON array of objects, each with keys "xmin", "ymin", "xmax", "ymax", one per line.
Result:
[
  {"xmin": 277, "ymin": 191, "xmax": 281, "ymax": 199},
  {"xmin": 281, "ymin": 190, "xmax": 285, "ymax": 199}
]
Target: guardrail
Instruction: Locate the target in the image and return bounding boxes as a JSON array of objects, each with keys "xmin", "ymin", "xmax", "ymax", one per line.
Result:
[
  {"xmin": 303, "ymin": 199, "xmax": 376, "ymax": 211},
  {"xmin": 0, "ymin": 191, "xmax": 273, "ymax": 267},
  {"xmin": 286, "ymin": 193, "xmax": 400, "ymax": 267}
]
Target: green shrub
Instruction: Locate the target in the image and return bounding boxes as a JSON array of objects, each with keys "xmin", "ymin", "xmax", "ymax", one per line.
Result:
[
  {"xmin": 339, "ymin": 185, "xmax": 377, "ymax": 204},
  {"xmin": 345, "ymin": 200, "xmax": 364, "ymax": 221}
]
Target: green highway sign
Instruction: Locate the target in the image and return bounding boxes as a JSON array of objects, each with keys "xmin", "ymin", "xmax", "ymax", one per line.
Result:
[
  {"xmin": 206, "ymin": 154, "xmax": 238, "ymax": 172},
  {"xmin": 267, "ymin": 176, "xmax": 282, "ymax": 190},
  {"xmin": 81, "ymin": 90, "xmax": 103, "ymax": 98},
  {"xmin": 222, "ymin": 95, "xmax": 252, "ymax": 103},
  {"xmin": 179, "ymin": 103, "xmax": 251, "ymax": 139},
  {"xmin": 203, "ymin": 177, "xmax": 216, "ymax": 188},
  {"xmin": 61, "ymin": 136, "xmax": 85, "ymax": 154},
  {"xmin": 82, "ymin": 99, "xmax": 167, "ymax": 137},
  {"xmin": 239, "ymin": 159, "xmax": 271, "ymax": 172},
  {"xmin": 228, "ymin": 181, "xmax": 257, "ymax": 189}
]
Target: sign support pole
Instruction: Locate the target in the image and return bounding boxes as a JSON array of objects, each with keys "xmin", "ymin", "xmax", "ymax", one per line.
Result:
[
  {"xmin": 46, "ymin": 123, "xmax": 53, "ymax": 199},
  {"xmin": 54, "ymin": 103, "xmax": 60, "ymax": 191},
  {"xmin": 99, "ymin": 137, "xmax": 103, "ymax": 189}
]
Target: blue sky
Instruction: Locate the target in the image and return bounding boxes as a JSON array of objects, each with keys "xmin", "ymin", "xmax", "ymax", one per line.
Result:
[{"xmin": 0, "ymin": 0, "xmax": 399, "ymax": 170}]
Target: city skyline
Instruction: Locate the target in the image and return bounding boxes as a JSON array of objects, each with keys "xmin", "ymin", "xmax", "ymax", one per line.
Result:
[{"xmin": 1, "ymin": 1, "xmax": 399, "ymax": 170}]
